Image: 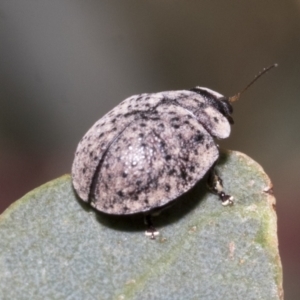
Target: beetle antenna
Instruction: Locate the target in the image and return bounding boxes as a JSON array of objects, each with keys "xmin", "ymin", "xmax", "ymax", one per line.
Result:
[{"xmin": 229, "ymin": 63, "xmax": 278, "ymax": 103}]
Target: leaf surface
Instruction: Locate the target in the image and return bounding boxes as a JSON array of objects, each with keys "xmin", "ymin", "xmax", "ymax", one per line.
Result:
[{"xmin": 0, "ymin": 150, "xmax": 283, "ymax": 300}]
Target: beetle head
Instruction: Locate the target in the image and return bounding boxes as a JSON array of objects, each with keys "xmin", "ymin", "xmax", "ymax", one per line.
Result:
[
  {"xmin": 190, "ymin": 87, "xmax": 234, "ymax": 124},
  {"xmin": 191, "ymin": 64, "xmax": 277, "ymax": 125}
]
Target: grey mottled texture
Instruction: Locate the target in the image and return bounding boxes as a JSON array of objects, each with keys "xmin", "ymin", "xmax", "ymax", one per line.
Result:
[{"xmin": 72, "ymin": 88, "xmax": 231, "ymax": 214}]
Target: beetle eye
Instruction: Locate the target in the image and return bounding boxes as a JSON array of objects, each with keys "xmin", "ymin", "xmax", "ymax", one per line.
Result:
[{"xmin": 219, "ymin": 98, "xmax": 233, "ymax": 115}]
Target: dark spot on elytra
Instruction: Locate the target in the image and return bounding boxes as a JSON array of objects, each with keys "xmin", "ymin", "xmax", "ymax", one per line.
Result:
[
  {"xmin": 112, "ymin": 127, "xmax": 117, "ymax": 131},
  {"xmin": 177, "ymin": 133, "xmax": 183, "ymax": 140},
  {"xmin": 82, "ymin": 168, "xmax": 86, "ymax": 174},
  {"xmin": 140, "ymin": 123, "xmax": 146, "ymax": 127},
  {"xmin": 122, "ymin": 172, "xmax": 127, "ymax": 178},
  {"xmin": 168, "ymin": 169, "xmax": 176, "ymax": 176},
  {"xmin": 168, "ymin": 111, "xmax": 176, "ymax": 115},
  {"xmin": 180, "ymin": 169, "xmax": 188, "ymax": 180},
  {"xmin": 160, "ymin": 140, "xmax": 166, "ymax": 147},
  {"xmin": 158, "ymin": 123, "xmax": 165, "ymax": 128},
  {"xmin": 171, "ymin": 117, "xmax": 180, "ymax": 122},
  {"xmin": 165, "ymin": 184, "xmax": 171, "ymax": 192},
  {"xmin": 139, "ymin": 133, "xmax": 144, "ymax": 138},
  {"xmin": 172, "ymin": 124, "xmax": 180, "ymax": 129},
  {"xmin": 184, "ymin": 120, "xmax": 190, "ymax": 125},
  {"xmin": 136, "ymin": 180, "xmax": 142, "ymax": 185},
  {"xmin": 117, "ymin": 190, "xmax": 124, "ymax": 197},
  {"xmin": 89, "ymin": 151, "xmax": 93, "ymax": 157},
  {"xmin": 165, "ymin": 154, "xmax": 172, "ymax": 160},
  {"xmin": 189, "ymin": 166, "xmax": 195, "ymax": 172},
  {"xmin": 206, "ymin": 144, "xmax": 210, "ymax": 150},
  {"xmin": 111, "ymin": 118, "xmax": 116, "ymax": 123},
  {"xmin": 214, "ymin": 117, "xmax": 219, "ymax": 123},
  {"xmin": 194, "ymin": 134, "xmax": 203, "ymax": 142},
  {"xmin": 132, "ymin": 127, "xmax": 137, "ymax": 131},
  {"xmin": 99, "ymin": 133, "xmax": 104, "ymax": 138},
  {"xmin": 180, "ymin": 156, "xmax": 189, "ymax": 162}
]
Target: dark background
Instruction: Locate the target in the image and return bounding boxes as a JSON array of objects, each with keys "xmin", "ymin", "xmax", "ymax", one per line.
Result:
[{"xmin": 1, "ymin": 1, "xmax": 299, "ymax": 298}]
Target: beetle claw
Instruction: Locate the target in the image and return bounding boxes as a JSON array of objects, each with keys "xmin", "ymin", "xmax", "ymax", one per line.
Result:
[
  {"xmin": 144, "ymin": 215, "xmax": 159, "ymax": 239},
  {"xmin": 145, "ymin": 229, "xmax": 160, "ymax": 239}
]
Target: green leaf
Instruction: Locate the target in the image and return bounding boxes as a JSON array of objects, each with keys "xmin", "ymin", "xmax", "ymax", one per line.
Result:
[{"xmin": 0, "ymin": 150, "xmax": 283, "ymax": 300}]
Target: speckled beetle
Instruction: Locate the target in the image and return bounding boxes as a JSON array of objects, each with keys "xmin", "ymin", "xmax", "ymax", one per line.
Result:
[{"xmin": 72, "ymin": 64, "xmax": 277, "ymax": 239}]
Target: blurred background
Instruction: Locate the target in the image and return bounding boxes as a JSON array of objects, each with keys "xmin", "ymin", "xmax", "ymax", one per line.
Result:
[{"xmin": 0, "ymin": 1, "xmax": 299, "ymax": 298}]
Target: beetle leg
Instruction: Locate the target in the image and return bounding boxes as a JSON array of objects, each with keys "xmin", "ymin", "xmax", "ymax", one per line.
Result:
[
  {"xmin": 144, "ymin": 214, "xmax": 159, "ymax": 239},
  {"xmin": 207, "ymin": 168, "xmax": 234, "ymax": 206}
]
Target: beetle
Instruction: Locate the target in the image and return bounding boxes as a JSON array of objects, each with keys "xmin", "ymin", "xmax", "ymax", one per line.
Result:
[{"xmin": 72, "ymin": 64, "xmax": 277, "ymax": 239}]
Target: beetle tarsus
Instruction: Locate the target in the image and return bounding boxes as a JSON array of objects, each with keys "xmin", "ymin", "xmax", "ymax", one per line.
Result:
[
  {"xmin": 219, "ymin": 192, "xmax": 234, "ymax": 206},
  {"xmin": 207, "ymin": 168, "xmax": 234, "ymax": 206},
  {"xmin": 144, "ymin": 215, "xmax": 159, "ymax": 239}
]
